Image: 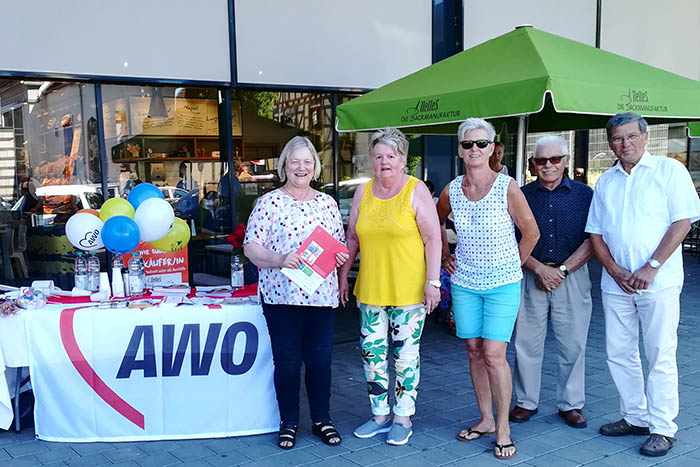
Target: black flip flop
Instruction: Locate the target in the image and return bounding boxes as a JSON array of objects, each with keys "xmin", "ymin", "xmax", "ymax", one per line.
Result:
[
  {"xmin": 494, "ymin": 442, "xmax": 516, "ymax": 459},
  {"xmin": 456, "ymin": 427, "xmax": 495, "ymax": 442}
]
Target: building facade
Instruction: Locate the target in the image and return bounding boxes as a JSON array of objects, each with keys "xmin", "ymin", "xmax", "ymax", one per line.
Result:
[{"xmin": 1, "ymin": 0, "xmax": 698, "ymax": 285}]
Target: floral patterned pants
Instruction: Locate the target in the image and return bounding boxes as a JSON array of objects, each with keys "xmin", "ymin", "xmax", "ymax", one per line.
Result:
[{"xmin": 358, "ymin": 303, "xmax": 427, "ymax": 417}]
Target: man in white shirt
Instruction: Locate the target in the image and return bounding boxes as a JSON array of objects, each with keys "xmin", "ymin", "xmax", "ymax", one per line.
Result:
[{"xmin": 585, "ymin": 112, "xmax": 700, "ymax": 457}]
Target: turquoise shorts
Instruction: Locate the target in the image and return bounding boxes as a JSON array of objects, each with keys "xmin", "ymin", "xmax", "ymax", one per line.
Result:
[{"xmin": 451, "ymin": 281, "xmax": 521, "ymax": 342}]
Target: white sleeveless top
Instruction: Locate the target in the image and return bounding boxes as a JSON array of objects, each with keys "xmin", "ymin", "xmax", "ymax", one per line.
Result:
[{"xmin": 449, "ymin": 174, "xmax": 522, "ymax": 290}]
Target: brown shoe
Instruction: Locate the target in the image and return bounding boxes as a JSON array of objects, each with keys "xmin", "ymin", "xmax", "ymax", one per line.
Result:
[
  {"xmin": 558, "ymin": 409, "xmax": 587, "ymax": 428},
  {"xmin": 640, "ymin": 433, "xmax": 675, "ymax": 457},
  {"xmin": 599, "ymin": 419, "xmax": 650, "ymax": 437},
  {"xmin": 509, "ymin": 406, "xmax": 537, "ymax": 423}
]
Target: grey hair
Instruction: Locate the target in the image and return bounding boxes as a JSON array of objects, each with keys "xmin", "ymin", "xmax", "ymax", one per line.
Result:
[
  {"xmin": 457, "ymin": 118, "xmax": 496, "ymax": 141},
  {"xmin": 606, "ymin": 112, "xmax": 648, "ymax": 139},
  {"xmin": 534, "ymin": 135, "xmax": 568, "ymax": 157},
  {"xmin": 277, "ymin": 136, "xmax": 322, "ymax": 182},
  {"xmin": 369, "ymin": 127, "xmax": 409, "ymax": 162}
]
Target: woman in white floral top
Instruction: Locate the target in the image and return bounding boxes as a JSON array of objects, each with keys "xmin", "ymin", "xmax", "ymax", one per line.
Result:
[{"xmin": 244, "ymin": 136, "xmax": 349, "ymax": 450}]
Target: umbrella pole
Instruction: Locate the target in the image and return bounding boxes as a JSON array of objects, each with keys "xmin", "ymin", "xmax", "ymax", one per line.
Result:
[{"xmin": 515, "ymin": 116, "xmax": 528, "ymax": 186}]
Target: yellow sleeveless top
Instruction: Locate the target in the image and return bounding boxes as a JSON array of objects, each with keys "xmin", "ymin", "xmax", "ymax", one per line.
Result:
[{"xmin": 354, "ymin": 176, "xmax": 425, "ymax": 306}]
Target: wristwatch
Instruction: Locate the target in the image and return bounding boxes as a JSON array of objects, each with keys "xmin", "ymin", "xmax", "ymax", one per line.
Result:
[
  {"xmin": 427, "ymin": 280, "xmax": 441, "ymax": 288},
  {"xmin": 558, "ymin": 264, "xmax": 569, "ymax": 276},
  {"xmin": 648, "ymin": 259, "xmax": 662, "ymax": 269}
]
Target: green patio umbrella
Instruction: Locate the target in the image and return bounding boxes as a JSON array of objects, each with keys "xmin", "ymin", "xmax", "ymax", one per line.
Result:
[{"xmin": 336, "ymin": 26, "xmax": 700, "ymax": 182}]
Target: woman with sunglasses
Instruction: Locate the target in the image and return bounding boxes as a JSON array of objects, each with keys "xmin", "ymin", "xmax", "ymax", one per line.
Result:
[{"xmin": 436, "ymin": 118, "xmax": 539, "ymax": 460}]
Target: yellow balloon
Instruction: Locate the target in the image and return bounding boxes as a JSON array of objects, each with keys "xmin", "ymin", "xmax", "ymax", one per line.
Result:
[
  {"xmin": 100, "ymin": 198, "xmax": 135, "ymax": 222},
  {"xmin": 149, "ymin": 217, "xmax": 191, "ymax": 252}
]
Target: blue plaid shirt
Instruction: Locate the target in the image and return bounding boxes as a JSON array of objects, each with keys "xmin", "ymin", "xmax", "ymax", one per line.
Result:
[{"xmin": 521, "ymin": 177, "xmax": 593, "ymax": 264}]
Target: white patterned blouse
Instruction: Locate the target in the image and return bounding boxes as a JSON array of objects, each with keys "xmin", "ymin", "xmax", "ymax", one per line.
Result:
[{"xmin": 449, "ymin": 174, "xmax": 522, "ymax": 290}]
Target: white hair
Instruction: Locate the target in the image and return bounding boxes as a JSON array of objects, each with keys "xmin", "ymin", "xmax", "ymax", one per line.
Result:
[
  {"xmin": 369, "ymin": 127, "xmax": 409, "ymax": 163},
  {"xmin": 457, "ymin": 118, "xmax": 496, "ymax": 141},
  {"xmin": 534, "ymin": 135, "xmax": 568, "ymax": 157},
  {"xmin": 277, "ymin": 136, "xmax": 322, "ymax": 182}
]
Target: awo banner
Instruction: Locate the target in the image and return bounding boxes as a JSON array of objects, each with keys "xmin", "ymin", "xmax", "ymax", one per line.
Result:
[{"xmin": 25, "ymin": 304, "xmax": 279, "ymax": 442}]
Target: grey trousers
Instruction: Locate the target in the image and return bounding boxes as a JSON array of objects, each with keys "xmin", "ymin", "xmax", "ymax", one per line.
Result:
[{"xmin": 512, "ymin": 264, "xmax": 593, "ymax": 411}]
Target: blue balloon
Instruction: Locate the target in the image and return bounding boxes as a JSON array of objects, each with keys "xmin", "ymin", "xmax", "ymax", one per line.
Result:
[
  {"xmin": 101, "ymin": 216, "xmax": 141, "ymax": 254},
  {"xmin": 127, "ymin": 183, "xmax": 164, "ymax": 210}
]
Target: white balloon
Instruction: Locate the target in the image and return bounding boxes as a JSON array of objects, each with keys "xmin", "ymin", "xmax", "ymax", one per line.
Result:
[
  {"xmin": 134, "ymin": 197, "xmax": 175, "ymax": 242},
  {"xmin": 65, "ymin": 212, "xmax": 105, "ymax": 251}
]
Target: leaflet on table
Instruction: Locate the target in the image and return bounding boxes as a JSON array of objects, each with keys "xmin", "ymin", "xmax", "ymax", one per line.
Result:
[{"xmin": 281, "ymin": 226, "xmax": 349, "ymax": 295}]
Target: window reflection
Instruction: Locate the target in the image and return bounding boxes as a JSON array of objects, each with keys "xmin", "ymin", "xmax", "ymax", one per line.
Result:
[{"xmin": 0, "ymin": 80, "xmax": 99, "ymax": 283}]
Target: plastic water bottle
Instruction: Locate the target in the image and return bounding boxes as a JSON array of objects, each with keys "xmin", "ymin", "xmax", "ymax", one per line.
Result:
[
  {"xmin": 231, "ymin": 255, "xmax": 244, "ymax": 290},
  {"xmin": 74, "ymin": 252, "xmax": 88, "ymax": 290},
  {"xmin": 128, "ymin": 251, "xmax": 144, "ymax": 296},
  {"xmin": 87, "ymin": 252, "xmax": 101, "ymax": 292}
]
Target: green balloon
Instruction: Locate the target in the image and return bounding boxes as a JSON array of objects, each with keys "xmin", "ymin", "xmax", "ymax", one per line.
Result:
[
  {"xmin": 100, "ymin": 198, "xmax": 135, "ymax": 222},
  {"xmin": 150, "ymin": 217, "xmax": 191, "ymax": 252}
]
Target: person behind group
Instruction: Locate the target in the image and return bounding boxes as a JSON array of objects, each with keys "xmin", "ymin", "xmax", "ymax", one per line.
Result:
[
  {"xmin": 425, "ymin": 180, "xmax": 439, "ymax": 204},
  {"xmin": 244, "ymin": 136, "xmax": 349, "ymax": 450},
  {"xmin": 585, "ymin": 112, "xmax": 700, "ymax": 457},
  {"xmin": 437, "ymin": 117, "xmax": 539, "ymax": 460},
  {"xmin": 510, "ymin": 135, "xmax": 594, "ymax": 429},
  {"xmin": 489, "ymin": 141, "xmax": 510, "ymax": 176},
  {"xmin": 338, "ymin": 127, "xmax": 441, "ymax": 446}
]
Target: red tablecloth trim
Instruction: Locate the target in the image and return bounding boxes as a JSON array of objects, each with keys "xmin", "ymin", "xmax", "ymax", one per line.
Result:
[{"xmin": 46, "ymin": 283, "xmax": 258, "ymax": 305}]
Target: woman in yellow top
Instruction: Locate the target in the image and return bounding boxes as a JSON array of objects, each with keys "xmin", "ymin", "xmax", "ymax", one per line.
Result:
[{"xmin": 339, "ymin": 128, "xmax": 441, "ymax": 446}]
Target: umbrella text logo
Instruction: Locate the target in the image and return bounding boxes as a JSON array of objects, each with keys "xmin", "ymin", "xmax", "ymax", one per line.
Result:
[
  {"xmin": 406, "ymin": 99, "xmax": 440, "ymax": 116},
  {"xmin": 618, "ymin": 89, "xmax": 667, "ymax": 113},
  {"xmin": 402, "ymin": 99, "xmax": 460, "ymax": 123}
]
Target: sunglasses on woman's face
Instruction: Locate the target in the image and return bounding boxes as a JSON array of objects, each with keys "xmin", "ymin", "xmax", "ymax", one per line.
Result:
[
  {"xmin": 533, "ymin": 156, "xmax": 565, "ymax": 166},
  {"xmin": 459, "ymin": 139, "xmax": 492, "ymax": 149}
]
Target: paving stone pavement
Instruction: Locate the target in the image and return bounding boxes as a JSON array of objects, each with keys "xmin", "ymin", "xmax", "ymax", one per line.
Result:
[{"xmin": 3, "ymin": 258, "xmax": 700, "ymax": 466}]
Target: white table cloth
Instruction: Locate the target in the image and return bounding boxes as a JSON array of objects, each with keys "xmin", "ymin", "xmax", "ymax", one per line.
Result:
[
  {"xmin": 11, "ymin": 301, "xmax": 277, "ymax": 442},
  {"xmin": 0, "ymin": 348, "xmax": 12, "ymax": 430},
  {"xmin": 0, "ymin": 312, "xmax": 26, "ymax": 430}
]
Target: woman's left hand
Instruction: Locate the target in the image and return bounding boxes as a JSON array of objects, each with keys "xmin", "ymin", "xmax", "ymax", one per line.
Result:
[
  {"xmin": 424, "ymin": 283, "xmax": 440, "ymax": 313},
  {"xmin": 335, "ymin": 252, "xmax": 350, "ymax": 268}
]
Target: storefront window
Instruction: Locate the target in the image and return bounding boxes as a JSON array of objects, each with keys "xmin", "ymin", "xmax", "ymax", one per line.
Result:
[
  {"xmin": 689, "ymin": 137, "xmax": 700, "ymax": 191},
  {"xmin": 587, "ymin": 124, "xmax": 683, "ymax": 187},
  {"xmin": 0, "ymin": 80, "xmax": 99, "ymax": 283}
]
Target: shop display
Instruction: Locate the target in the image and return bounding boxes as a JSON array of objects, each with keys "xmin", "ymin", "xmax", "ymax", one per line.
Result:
[
  {"xmin": 0, "ymin": 298, "xmax": 19, "ymax": 316},
  {"xmin": 16, "ymin": 288, "xmax": 46, "ymax": 310}
]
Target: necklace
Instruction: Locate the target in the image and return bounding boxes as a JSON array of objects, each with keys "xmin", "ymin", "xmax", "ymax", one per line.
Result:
[
  {"xmin": 462, "ymin": 172, "xmax": 497, "ymax": 202},
  {"xmin": 282, "ymin": 184, "xmax": 313, "ymax": 201}
]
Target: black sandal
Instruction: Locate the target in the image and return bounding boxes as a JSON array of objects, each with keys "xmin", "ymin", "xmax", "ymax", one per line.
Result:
[
  {"xmin": 278, "ymin": 423, "xmax": 298, "ymax": 450},
  {"xmin": 312, "ymin": 421, "xmax": 342, "ymax": 446}
]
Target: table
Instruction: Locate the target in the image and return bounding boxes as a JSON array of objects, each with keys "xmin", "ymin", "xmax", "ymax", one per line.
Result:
[
  {"xmin": 1, "ymin": 300, "xmax": 279, "ymax": 442},
  {"xmin": 204, "ymin": 244, "xmax": 234, "ymax": 254},
  {"xmin": 0, "ymin": 312, "xmax": 28, "ymax": 431}
]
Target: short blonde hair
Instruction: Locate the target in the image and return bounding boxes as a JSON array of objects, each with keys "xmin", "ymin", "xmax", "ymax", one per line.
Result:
[
  {"xmin": 368, "ymin": 127, "xmax": 409, "ymax": 163},
  {"xmin": 277, "ymin": 136, "xmax": 322, "ymax": 182},
  {"xmin": 457, "ymin": 118, "xmax": 496, "ymax": 141}
]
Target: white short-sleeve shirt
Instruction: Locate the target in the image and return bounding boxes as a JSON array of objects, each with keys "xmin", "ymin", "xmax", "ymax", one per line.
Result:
[
  {"xmin": 244, "ymin": 189, "xmax": 346, "ymax": 307},
  {"xmin": 585, "ymin": 152, "xmax": 700, "ymax": 295}
]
